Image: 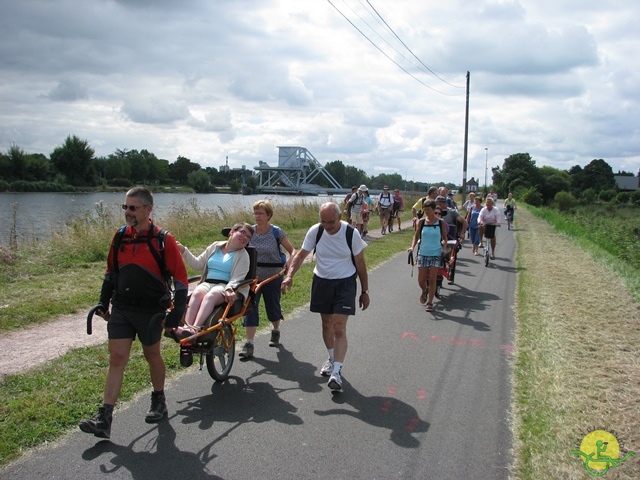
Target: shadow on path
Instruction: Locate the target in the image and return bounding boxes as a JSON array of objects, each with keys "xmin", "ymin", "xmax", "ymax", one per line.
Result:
[{"xmin": 313, "ymin": 378, "xmax": 430, "ymax": 448}]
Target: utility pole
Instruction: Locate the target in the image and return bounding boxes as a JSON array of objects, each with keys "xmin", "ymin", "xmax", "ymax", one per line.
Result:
[
  {"xmin": 484, "ymin": 147, "xmax": 488, "ymax": 195},
  {"xmin": 461, "ymin": 71, "xmax": 470, "ymax": 205}
]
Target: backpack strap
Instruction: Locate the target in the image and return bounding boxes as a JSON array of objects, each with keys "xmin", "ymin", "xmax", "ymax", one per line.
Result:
[{"xmin": 112, "ymin": 225, "xmax": 170, "ymax": 284}]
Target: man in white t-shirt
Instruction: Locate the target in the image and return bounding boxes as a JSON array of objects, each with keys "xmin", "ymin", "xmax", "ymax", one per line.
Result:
[{"xmin": 281, "ymin": 202, "xmax": 370, "ymax": 392}]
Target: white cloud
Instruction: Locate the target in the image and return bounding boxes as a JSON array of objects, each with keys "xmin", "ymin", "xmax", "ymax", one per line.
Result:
[{"xmin": 0, "ymin": 0, "xmax": 638, "ymax": 184}]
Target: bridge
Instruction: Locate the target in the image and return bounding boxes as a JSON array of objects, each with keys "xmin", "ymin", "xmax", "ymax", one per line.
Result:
[{"xmin": 248, "ymin": 146, "xmax": 348, "ymax": 195}]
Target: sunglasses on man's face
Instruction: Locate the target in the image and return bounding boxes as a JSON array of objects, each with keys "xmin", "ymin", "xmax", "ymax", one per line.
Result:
[
  {"xmin": 122, "ymin": 204, "xmax": 147, "ymax": 212},
  {"xmin": 435, "ymin": 211, "xmax": 442, "ymax": 216}
]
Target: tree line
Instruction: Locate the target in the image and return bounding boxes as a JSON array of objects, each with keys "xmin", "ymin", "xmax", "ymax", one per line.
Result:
[
  {"xmin": 1, "ymin": 135, "xmax": 637, "ymax": 205},
  {"xmin": 492, "ymin": 153, "xmax": 640, "ymax": 207},
  {"xmin": 0, "ymin": 135, "xmax": 456, "ymax": 193}
]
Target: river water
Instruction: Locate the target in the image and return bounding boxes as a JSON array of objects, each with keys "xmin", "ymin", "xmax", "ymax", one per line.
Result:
[{"xmin": 0, "ymin": 192, "xmax": 336, "ymax": 244}]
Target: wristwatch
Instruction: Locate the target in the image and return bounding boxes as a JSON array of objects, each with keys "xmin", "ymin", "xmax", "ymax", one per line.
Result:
[{"xmin": 362, "ymin": 290, "xmax": 369, "ymax": 295}]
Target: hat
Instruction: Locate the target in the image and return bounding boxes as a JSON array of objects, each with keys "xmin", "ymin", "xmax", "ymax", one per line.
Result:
[
  {"xmin": 435, "ymin": 196, "xmax": 446, "ymax": 202},
  {"xmin": 358, "ymin": 184, "xmax": 367, "ymax": 192},
  {"xmin": 383, "ymin": 185, "xmax": 389, "ymax": 189}
]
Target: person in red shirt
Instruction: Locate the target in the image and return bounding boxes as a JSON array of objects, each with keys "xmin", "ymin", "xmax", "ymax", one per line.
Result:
[{"xmin": 79, "ymin": 187, "xmax": 188, "ymax": 439}]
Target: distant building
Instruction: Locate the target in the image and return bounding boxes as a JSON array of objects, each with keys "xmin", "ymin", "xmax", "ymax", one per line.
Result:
[
  {"xmin": 219, "ymin": 156, "xmax": 230, "ymax": 173},
  {"xmin": 465, "ymin": 177, "xmax": 479, "ymax": 193},
  {"xmin": 614, "ymin": 175, "xmax": 639, "ymax": 191}
]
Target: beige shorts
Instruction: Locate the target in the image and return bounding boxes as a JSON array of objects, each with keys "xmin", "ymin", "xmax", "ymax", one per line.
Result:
[{"xmin": 352, "ymin": 212, "xmax": 364, "ymax": 224}]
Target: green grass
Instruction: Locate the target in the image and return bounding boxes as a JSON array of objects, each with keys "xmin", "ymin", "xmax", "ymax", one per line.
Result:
[{"xmin": 0, "ymin": 203, "xmax": 413, "ymax": 467}]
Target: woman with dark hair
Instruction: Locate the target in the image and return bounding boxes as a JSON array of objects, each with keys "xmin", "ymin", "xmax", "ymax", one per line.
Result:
[
  {"xmin": 408, "ymin": 199, "xmax": 448, "ymax": 312},
  {"xmin": 176, "ymin": 222, "xmax": 254, "ymax": 337}
]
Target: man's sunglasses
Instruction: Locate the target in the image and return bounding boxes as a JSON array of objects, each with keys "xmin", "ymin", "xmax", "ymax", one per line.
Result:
[{"xmin": 122, "ymin": 204, "xmax": 147, "ymax": 212}]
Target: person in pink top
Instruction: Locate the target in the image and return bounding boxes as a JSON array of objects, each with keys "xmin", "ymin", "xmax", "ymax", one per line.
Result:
[{"xmin": 478, "ymin": 196, "xmax": 501, "ymax": 259}]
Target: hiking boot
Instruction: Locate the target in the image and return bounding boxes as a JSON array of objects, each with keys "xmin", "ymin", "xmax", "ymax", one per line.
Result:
[
  {"xmin": 145, "ymin": 391, "xmax": 167, "ymax": 424},
  {"xmin": 238, "ymin": 342, "xmax": 254, "ymax": 358},
  {"xmin": 79, "ymin": 405, "xmax": 113, "ymax": 439},
  {"xmin": 269, "ymin": 329, "xmax": 280, "ymax": 347},
  {"xmin": 320, "ymin": 358, "xmax": 334, "ymax": 377},
  {"xmin": 328, "ymin": 371, "xmax": 343, "ymax": 391}
]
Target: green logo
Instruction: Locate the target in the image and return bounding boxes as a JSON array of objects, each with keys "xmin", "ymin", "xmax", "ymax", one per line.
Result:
[{"xmin": 570, "ymin": 429, "xmax": 636, "ymax": 476}]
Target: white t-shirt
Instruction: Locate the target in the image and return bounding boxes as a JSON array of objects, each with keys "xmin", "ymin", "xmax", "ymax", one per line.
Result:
[
  {"xmin": 479, "ymin": 206, "xmax": 501, "ymax": 225},
  {"xmin": 301, "ymin": 221, "xmax": 367, "ymax": 279}
]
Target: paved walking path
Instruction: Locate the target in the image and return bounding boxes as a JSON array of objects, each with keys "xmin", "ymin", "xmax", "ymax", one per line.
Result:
[{"xmin": 1, "ymin": 212, "xmax": 517, "ymax": 479}]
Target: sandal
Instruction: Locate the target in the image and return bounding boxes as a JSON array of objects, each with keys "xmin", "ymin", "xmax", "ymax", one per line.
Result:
[
  {"xmin": 419, "ymin": 291, "xmax": 427, "ymax": 304},
  {"xmin": 163, "ymin": 329, "xmax": 180, "ymax": 343},
  {"xmin": 425, "ymin": 303, "xmax": 433, "ymax": 312}
]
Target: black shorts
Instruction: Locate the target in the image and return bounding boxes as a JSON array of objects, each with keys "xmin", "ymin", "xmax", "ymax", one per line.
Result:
[
  {"xmin": 107, "ymin": 306, "xmax": 164, "ymax": 346},
  {"xmin": 310, "ymin": 275, "xmax": 357, "ymax": 316}
]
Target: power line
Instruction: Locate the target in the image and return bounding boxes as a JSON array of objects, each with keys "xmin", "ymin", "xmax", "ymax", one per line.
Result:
[
  {"xmin": 326, "ymin": 0, "xmax": 463, "ymax": 96},
  {"xmin": 364, "ymin": 0, "xmax": 462, "ymax": 88}
]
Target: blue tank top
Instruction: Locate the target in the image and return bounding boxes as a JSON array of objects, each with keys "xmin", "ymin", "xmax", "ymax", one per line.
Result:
[
  {"xmin": 206, "ymin": 249, "xmax": 235, "ymax": 282},
  {"xmin": 418, "ymin": 220, "xmax": 443, "ymax": 257}
]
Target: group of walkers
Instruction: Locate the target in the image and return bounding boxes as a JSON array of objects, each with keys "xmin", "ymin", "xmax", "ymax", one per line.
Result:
[
  {"xmin": 79, "ymin": 187, "xmax": 370, "ymax": 439},
  {"xmin": 409, "ymin": 187, "xmax": 516, "ymax": 312},
  {"xmin": 343, "ymin": 185, "xmax": 404, "ymax": 236}
]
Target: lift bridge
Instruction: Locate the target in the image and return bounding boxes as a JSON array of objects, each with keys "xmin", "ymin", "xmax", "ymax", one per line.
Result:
[{"xmin": 251, "ymin": 146, "xmax": 346, "ymax": 195}]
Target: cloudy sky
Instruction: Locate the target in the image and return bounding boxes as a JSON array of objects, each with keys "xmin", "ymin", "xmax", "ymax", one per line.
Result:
[{"xmin": 1, "ymin": 0, "xmax": 638, "ymax": 186}]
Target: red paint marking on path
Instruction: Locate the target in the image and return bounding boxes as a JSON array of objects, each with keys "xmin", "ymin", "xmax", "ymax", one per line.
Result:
[{"xmin": 417, "ymin": 389, "xmax": 427, "ymax": 400}]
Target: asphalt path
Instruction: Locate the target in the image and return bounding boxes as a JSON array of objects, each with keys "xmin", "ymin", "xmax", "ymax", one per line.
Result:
[{"xmin": 1, "ymin": 216, "xmax": 517, "ymax": 480}]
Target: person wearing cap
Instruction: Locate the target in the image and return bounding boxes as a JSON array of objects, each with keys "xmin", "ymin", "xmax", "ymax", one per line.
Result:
[
  {"xmin": 376, "ymin": 186, "xmax": 394, "ymax": 234},
  {"xmin": 347, "ymin": 184, "xmax": 368, "ymax": 234},
  {"xmin": 436, "ymin": 195, "xmax": 468, "ymax": 244},
  {"xmin": 411, "ymin": 186, "xmax": 438, "ymax": 228}
]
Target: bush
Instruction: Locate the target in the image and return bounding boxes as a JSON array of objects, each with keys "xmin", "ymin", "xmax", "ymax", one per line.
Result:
[
  {"xmin": 109, "ymin": 178, "xmax": 133, "ymax": 187},
  {"xmin": 580, "ymin": 188, "xmax": 597, "ymax": 204},
  {"xmin": 554, "ymin": 191, "xmax": 578, "ymax": 212},
  {"xmin": 615, "ymin": 191, "xmax": 632, "ymax": 204},
  {"xmin": 598, "ymin": 189, "xmax": 617, "ymax": 202},
  {"xmin": 521, "ymin": 186, "xmax": 544, "ymax": 207},
  {"xmin": 0, "ymin": 180, "xmax": 9, "ymax": 192},
  {"xmin": 632, "ymin": 189, "xmax": 640, "ymax": 206}
]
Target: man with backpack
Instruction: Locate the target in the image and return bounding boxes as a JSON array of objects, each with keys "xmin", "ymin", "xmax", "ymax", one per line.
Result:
[
  {"xmin": 346, "ymin": 184, "xmax": 367, "ymax": 234},
  {"xmin": 281, "ymin": 202, "xmax": 369, "ymax": 392},
  {"xmin": 79, "ymin": 187, "xmax": 188, "ymax": 439},
  {"xmin": 376, "ymin": 186, "xmax": 394, "ymax": 235}
]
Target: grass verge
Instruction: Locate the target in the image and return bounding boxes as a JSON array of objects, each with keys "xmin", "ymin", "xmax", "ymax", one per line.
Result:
[{"xmin": 511, "ymin": 206, "xmax": 640, "ymax": 479}]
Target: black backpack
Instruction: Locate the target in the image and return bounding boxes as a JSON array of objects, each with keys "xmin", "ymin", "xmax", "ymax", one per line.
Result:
[{"xmin": 314, "ymin": 224, "xmax": 356, "ymax": 266}]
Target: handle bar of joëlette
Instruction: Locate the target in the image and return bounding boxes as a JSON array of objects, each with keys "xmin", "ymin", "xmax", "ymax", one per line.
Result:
[{"xmin": 178, "ymin": 268, "xmax": 286, "ymax": 345}]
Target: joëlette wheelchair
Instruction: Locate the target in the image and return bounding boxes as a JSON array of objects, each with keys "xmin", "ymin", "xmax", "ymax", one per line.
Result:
[{"xmin": 87, "ymin": 227, "xmax": 284, "ymax": 382}]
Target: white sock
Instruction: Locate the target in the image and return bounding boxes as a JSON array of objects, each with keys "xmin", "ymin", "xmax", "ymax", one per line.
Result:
[
  {"xmin": 327, "ymin": 348, "xmax": 334, "ymax": 361},
  {"xmin": 332, "ymin": 361, "xmax": 343, "ymax": 375}
]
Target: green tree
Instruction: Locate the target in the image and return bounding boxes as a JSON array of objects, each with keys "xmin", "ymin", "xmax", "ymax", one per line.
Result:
[
  {"xmin": 6, "ymin": 143, "xmax": 26, "ymax": 180},
  {"xmin": 581, "ymin": 159, "xmax": 615, "ymax": 193},
  {"xmin": 494, "ymin": 153, "xmax": 542, "ymax": 197},
  {"xmin": 187, "ymin": 169, "xmax": 211, "ymax": 193},
  {"xmin": 50, "ymin": 135, "xmax": 95, "ymax": 186},
  {"xmin": 539, "ymin": 166, "xmax": 572, "ymax": 203},
  {"xmin": 104, "ymin": 150, "xmax": 131, "ymax": 181},
  {"xmin": 169, "ymin": 156, "xmax": 200, "ymax": 184},
  {"xmin": 24, "ymin": 153, "xmax": 53, "ymax": 181},
  {"xmin": 323, "ymin": 160, "xmax": 347, "ymax": 187}
]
